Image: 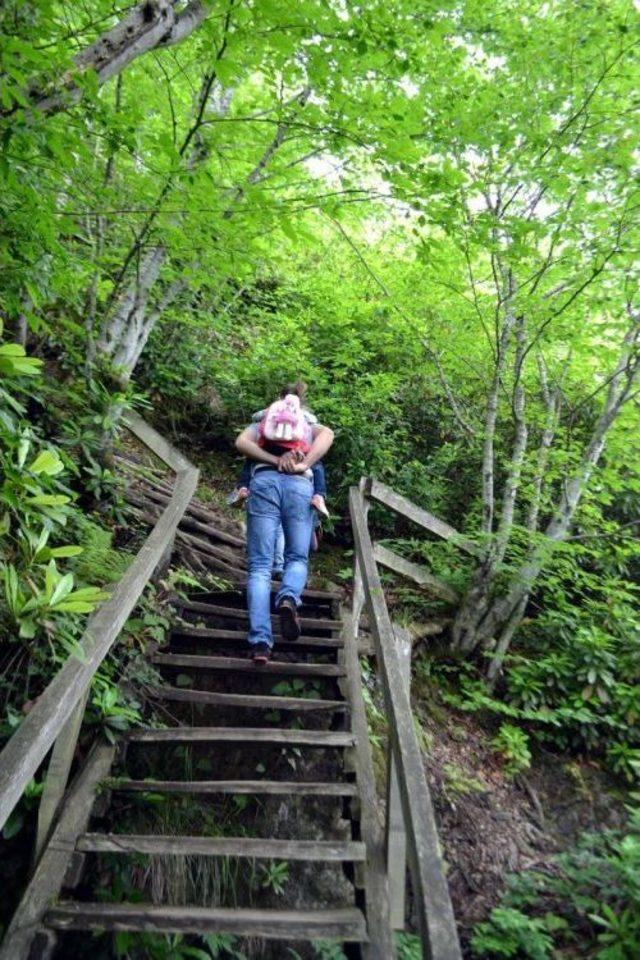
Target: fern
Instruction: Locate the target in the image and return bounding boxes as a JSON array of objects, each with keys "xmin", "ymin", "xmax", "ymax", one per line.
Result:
[{"xmin": 72, "ymin": 514, "xmax": 133, "ymax": 584}]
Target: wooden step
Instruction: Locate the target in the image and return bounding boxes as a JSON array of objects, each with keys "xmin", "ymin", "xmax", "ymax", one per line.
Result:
[
  {"xmin": 190, "ymin": 585, "xmax": 342, "ymax": 602},
  {"xmin": 125, "ymin": 727, "xmax": 356, "ymax": 746},
  {"xmin": 46, "ymin": 902, "xmax": 368, "ymax": 941},
  {"xmin": 179, "ymin": 601, "xmax": 342, "ymax": 632},
  {"xmin": 152, "ymin": 652, "xmax": 346, "ymax": 677},
  {"xmin": 149, "ymin": 687, "xmax": 347, "ymax": 713},
  {"xmin": 76, "ymin": 834, "xmax": 366, "ymax": 861},
  {"xmin": 169, "ymin": 625, "xmax": 344, "ymax": 650},
  {"xmin": 109, "ymin": 779, "xmax": 357, "ymax": 796}
]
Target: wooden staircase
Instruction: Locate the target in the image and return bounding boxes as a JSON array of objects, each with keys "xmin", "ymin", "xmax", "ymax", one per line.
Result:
[
  {"xmin": 15, "ymin": 583, "xmax": 391, "ymax": 958},
  {"xmin": 0, "ymin": 417, "xmax": 462, "ymax": 960}
]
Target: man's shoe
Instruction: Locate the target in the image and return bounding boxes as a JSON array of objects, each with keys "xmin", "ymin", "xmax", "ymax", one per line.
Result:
[
  {"xmin": 251, "ymin": 643, "xmax": 271, "ymax": 665},
  {"xmin": 278, "ymin": 597, "xmax": 301, "ymax": 641}
]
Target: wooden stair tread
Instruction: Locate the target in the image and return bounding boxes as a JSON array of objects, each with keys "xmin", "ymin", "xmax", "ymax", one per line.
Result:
[
  {"xmin": 170, "ymin": 625, "xmax": 344, "ymax": 648},
  {"xmin": 125, "ymin": 727, "xmax": 355, "ymax": 746},
  {"xmin": 149, "ymin": 687, "xmax": 347, "ymax": 712},
  {"xmin": 76, "ymin": 834, "xmax": 366, "ymax": 861},
  {"xmin": 109, "ymin": 779, "xmax": 357, "ymax": 796},
  {"xmin": 190, "ymin": 586, "xmax": 342, "ymax": 601},
  {"xmin": 45, "ymin": 902, "xmax": 368, "ymax": 940},
  {"xmin": 152, "ymin": 652, "xmax": 345, "ymax": 677},
  {"xmin": 179, "ymin": 601, "xmax": 342, "ymax": 631}
]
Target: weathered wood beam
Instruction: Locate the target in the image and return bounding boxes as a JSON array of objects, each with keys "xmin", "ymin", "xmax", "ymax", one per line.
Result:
[
  {"xmin": 124, "ymin": 727, "xmax": 355, "ymax": 746},
  {"xmin": 77, "ymin": 834, "xmax": 366, "ymax": 861},
  {"xmin": 373, "ymin": 543, "xmax": 459, "ymax": 603},
  {"xmin": 386, "ymin": 624, "xmax": 412, "ymax": 929},
  {"xmin": 365, "ymin": 478, "xmax": 479, "ymax": 556},
  {"xmin": 46, "ymin": 903, "xmax": 368, "ymax": 941},
  {"xmin": 0, "ymin": 745, "xmax": 115, "ymax": 960},
  {"xmin": 350, "ymin": 485, "xmax": 462, "ymax": 960},
  {"xmin": 108, "ymin": 778, "xmax": 357, "ymax": 796}
]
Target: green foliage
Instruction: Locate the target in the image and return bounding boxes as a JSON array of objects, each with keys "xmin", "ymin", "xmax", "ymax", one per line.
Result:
[
  {"xmin": 258, "ymin": 859, "xmax": 290, "ymax": 896},
  {"xmin": 472, "ymin": 810, "xmax": 640, "ymax": 959},
  {"xmin": 1, "ymin": 777, "xmax": 43, "ymax": 841},
  {"xmin": 113, "ymin": 931, "xmax": 244, "ymax": 960},
  {"xmin": 492, "ymin": 724, "xmax": 532, "ymax": 778},
  {"xmin": 395, "ymin": 931, "xmax": 423, "ymax": 959},
  {"xmin": 312, "ymin": 942, "xmax": 348, "ymax": 960},
  {"xmin": 71, "ymin": 514, "xmax": 133, "ymax": 584},
  {"xmin": 471, "ymin": 908, "xmax": 556, "ymax": 959},
  {"xmin": 0, "ymin": 336, "xmax": 110, "ymax": 648}
]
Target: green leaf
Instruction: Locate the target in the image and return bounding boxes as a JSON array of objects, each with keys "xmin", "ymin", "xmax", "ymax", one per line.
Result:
[
  {"xmin": 28, "ymin": 450, "xmax": 64, "ymax": 476},
  {"xmin": 48, "ymin": 545, "xmax": 84, "ymax": 558},
  {"xmin": 2, "ymin": 808, "xmax": 24, "ymax": 840},
  {"xmin": 26, "ymin": 495, "xmax": 70, "ymax": 507},
  {"xmin": 49, "ymin": 572, "xmax": 74, "ymax": 606}
]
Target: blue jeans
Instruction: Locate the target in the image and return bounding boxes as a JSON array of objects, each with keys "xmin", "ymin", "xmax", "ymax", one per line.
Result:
[
  {"xmin": 246, "ymin": 470, "xmax": 314, "ymax": 648},
  {"xmin": 273, "ymin": 525, "xmax": 285, "ymax": 573}
]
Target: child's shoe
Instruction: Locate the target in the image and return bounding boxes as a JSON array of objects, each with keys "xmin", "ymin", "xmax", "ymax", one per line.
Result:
[
  {"xmin": 227, "ymin": 486, "xmax": 249, "ymax": 507},
  {"xmin": 311, "ymin": 494, "xmax": 329, "ymax": 518}
]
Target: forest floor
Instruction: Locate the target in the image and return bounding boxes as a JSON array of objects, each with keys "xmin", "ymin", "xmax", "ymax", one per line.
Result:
[{"xmin": 422, "ymin": 701, "xmax": 626, "ymax": 945}]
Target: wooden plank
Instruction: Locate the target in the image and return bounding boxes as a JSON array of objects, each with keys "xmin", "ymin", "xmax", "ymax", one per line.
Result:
[
  {"xmin": 350, "ymin": 486, "xmax": 462, "ymax": 960},
  {"xmin": 149, "ymin": 687, "xmax": 347, "ymax": 713},
  {"xmin": 46, "ymin": 903, "xmax": 368, "ymax": 941},
  {"xmin": 373, "ymin": 543, "xmax": 459, "ymax": 604},
  {"xmin": 125, "ymin": 727, "xmax": 355, "ymax": 746},
  {"xmin": 169, "ymin": 626, "xmax": 344, "ymax": 649},
  {"xmin": 151, "ymin": 652, "xmax": 345, "ymax": 677},
  {"xmin": 0, "ymin": 744, "xmax": 115, "ymax": 960},
  {"xmin": 175, "ymin": 530, "xmax": 245, "ymax": 569},
  {"xmin": 76, "ymin": 834, "xmax": 366, "ymax": 861},
  {"xmin": 123, "ymin": 412, "xmax": 194, "ymax": 474},
  {"xmin": 178, "ymin": 513, "xmax": 246, "ymax": 548},
  {"xmin": 138, "ymin": 485, "xmax": 247, "ymax": 548},
  {"xmin": 34, "ymin": 690, "xmax": 89, "ymax": 860},
  {"xmin": 386, "ymin": 624, "xmax": 412, "ymax": 930},
  {"xmin": 190, "ymin": 578, "xmax": 344, "ymax": 602},
  {"xmin": 180, "ymin": 600, "xmax": 342, "ymax": 632},
  {"xmin": 339, "ymin": 584, "xmax": 394, "ymax": 956},
  {"xmin": 109, "ymin": 779, "xmax": 357, "ymax": 796},
  {"xmin": 366, "ymin": 478, "xmax": 479, "ymax": 556},
  {"xmin": 0, "ymin": 463, "xmax": 198, "ymax": 835}
]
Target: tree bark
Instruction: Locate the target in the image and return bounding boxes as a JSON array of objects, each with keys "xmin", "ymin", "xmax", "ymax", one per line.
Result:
[
  {"xmin": 456, "ymin": 309, "xmax": 640, "ymax": 669},
  {"xmin": 24, "ymin": 2, "xmax": 211, "ymax": 117}
]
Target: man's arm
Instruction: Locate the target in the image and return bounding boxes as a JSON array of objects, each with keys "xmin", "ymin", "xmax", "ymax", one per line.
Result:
[
  {"xmin": 280, "ymin": 425, "xmax": 334, "ymax": 473},
  {"xmin": 235, "ymin": 426, "xmax": 280, "ymax": 466}
]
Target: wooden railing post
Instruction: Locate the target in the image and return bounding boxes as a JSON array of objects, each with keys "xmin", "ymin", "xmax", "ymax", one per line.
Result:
[
  {"xmin": 34, "ymin": 691, "xmax": 89, "ymax": 861},
  {"xmin": 352, "ymin": 478, "xmax": 370, "ymax": 640},
  {"xmin": 386, "ymin": 623, "xmax": 412, "ymax": 929},
  {"xmin": 349, "ymin": 482, "xmax": 462, "ymax": 960},
  {"xmin": 342, "ymin": 480, "xmax": 395, "ymax": 959}
]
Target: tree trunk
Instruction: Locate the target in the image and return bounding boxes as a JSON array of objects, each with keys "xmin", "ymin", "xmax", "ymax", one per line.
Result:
[
  {"xmin": 452, "ymin": 310, "xmax": 640, "ymax": 670},
  {"xmin": 18, "ymin": 2, "xmax": 210, "ymax": 117}
]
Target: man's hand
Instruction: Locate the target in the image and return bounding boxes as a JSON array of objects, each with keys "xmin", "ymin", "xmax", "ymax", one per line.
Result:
[{"xmin": 278, "ymin": 450, "xmax": 305, "ymax": 473}]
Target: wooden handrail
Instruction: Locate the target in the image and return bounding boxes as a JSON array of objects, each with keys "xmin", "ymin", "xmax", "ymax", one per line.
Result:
[
  {"xmin": 0, "ymin": 412, "xmax": 198, "ymax": 835},
  {"xmin": 365, "ymin": 477, "xmax": 479, "ymax": 556},
  {"xmin": 349, "ymin": 480, "xmax": 462, "ymax": 960}
]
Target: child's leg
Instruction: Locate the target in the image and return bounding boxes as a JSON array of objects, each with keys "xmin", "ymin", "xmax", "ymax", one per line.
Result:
[
  {"xmin": 239, "ymin": 458, "xmax": 252, "ymax": 489},
  {"xmin": 311, "ymin": 462, "xmax": 326, "ymax": 497},
  {"xmin": 227, "ymin": 459, "xmax": 252, "ymax": 506},
  {"xmin": 310, "ymin": 461, "xmax": 329, "ymax": 517}
]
